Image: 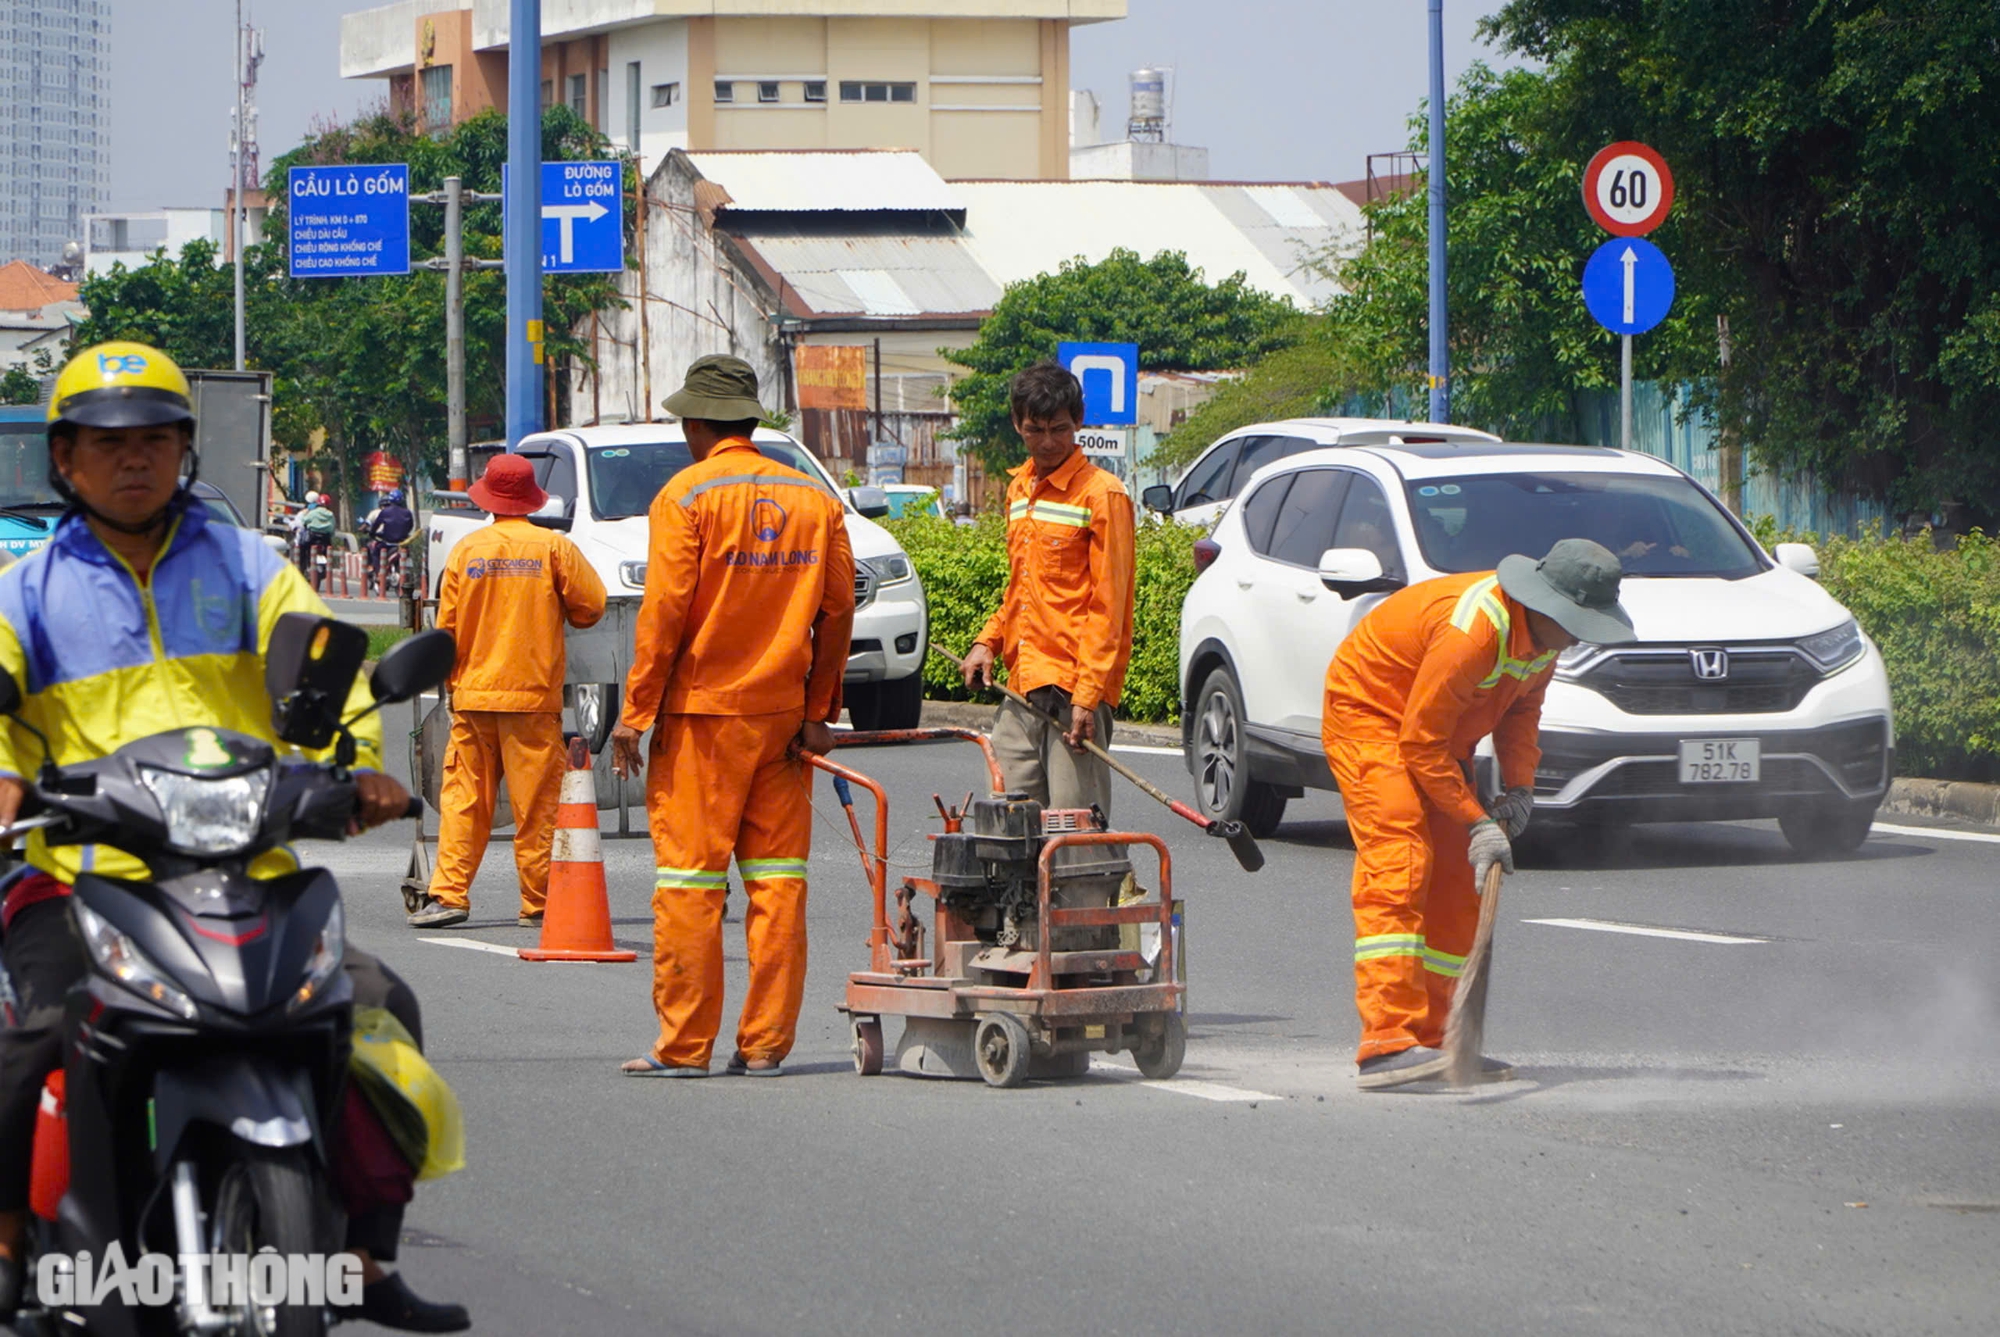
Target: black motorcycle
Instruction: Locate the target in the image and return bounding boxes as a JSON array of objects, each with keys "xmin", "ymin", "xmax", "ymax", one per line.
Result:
[{"xmin": 5, "ymin": 614, "xmax": 454, "ymax": 1337}]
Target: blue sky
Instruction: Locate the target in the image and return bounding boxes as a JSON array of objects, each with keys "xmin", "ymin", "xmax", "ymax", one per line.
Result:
[{"xmin": 110, "ymin": 1, "xmax": 1513, "ymax": 211}]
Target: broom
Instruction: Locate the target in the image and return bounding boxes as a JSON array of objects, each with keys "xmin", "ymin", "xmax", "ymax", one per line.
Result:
[{"xmin": 1442, "ymin": 862, "xmax": 1505, "ymax": 1086}]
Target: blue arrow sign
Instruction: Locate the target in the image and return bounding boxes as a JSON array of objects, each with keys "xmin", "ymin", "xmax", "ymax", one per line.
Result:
[
  {"xmin": 505, "ymin": 160, "xmax": 625, "ymax": 274},
  {"xmin": 287, "ymin": 165, "xmax": 410, "ymax": 278},
  {"xmin": 1582, "ymin": 237, "xmax": 1674, "ymax": 336},
  {"xmin": 1058, "ymin": 341, "xmax": 1139, "ymax": 426}
]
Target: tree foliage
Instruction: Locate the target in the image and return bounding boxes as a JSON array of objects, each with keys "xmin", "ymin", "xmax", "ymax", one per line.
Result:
[
  {"xmin": 1152, "ymin": 336, "xmax": 1360, "ymax": 470},
  {"xmin": 944, "ymin": 249, "xmax": 1303, "ymax": 472},
  {"xmin": 0, "ymin": 364, "xmax": 40, "ymax": 405},
  {"xmin": 71, "ymin": 105, "xmax": 631, "ymax": 513},
  {"xmin": 1482, "ymin": 0, "xmax": 2000, "ymax": 516}
]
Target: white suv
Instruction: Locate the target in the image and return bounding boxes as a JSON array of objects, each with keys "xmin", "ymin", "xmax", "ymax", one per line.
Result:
[
  {"xmin": 1141, "ymin": 417, "xmax": 1501, "ymax": 527},
  {"xmin": 1174, "ymin": 439, "xmax": 1895, "ymax": 856}
]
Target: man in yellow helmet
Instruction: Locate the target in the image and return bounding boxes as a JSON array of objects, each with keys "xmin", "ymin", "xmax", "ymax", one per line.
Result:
[{"xmin": 0, "ymin": 344, "xmax": 467, "ymax": 1330}]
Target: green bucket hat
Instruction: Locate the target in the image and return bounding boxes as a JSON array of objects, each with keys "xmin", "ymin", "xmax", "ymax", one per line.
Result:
[
  {"xmin": 663, "ymin": 354, "xmax": 770, "ymax": 422},
  {"xmin": 1496, "ymin": 538, "xmax": 1637, "ymax": 645}
]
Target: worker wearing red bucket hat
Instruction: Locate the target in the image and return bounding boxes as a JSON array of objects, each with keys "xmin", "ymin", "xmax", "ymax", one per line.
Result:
[{"xmin": 410, "ymin": 454, "xmax": 607, "ymax": 929}]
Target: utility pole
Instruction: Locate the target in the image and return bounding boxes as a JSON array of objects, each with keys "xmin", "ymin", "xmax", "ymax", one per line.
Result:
[
  {"xmin": 504, "ymin": 0, "xmax": 543, "ymax": 447},
  {"xmin": 1426, "ymin": 0, "xmax": 1449, "ymax": 423},
  {"xmin": 419, "ymin": 176, "xmax": 503, "ymax": 490},
  {"xmin": 230, "ymin": 8, "xmax": 262, "ymax": 372}
]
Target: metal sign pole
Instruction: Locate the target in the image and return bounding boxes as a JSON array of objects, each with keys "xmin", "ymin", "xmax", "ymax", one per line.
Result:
[
  {"xmin": 504, "ymin": 0, "xmax": 544, "ymax": 447},
  {"xmin": 1620, "ymin": 334, "xmax": 1633, "ymax": 451},
  {"xmin": 419, "ymin": 180, "xmax": 502, "ymax": 490},
  {"xmin": 1426, "ymin": 0, "xmax": 1449, "ymax": 423}
]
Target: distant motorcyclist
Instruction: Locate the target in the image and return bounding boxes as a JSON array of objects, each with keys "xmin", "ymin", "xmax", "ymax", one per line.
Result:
[
  {"xmin": 363, "ymin": 486, "xmax": 416, "ymax": 597},
  {"xmin": 0, "ymin": 343, "xmax": 467, "ymax": 1330}
]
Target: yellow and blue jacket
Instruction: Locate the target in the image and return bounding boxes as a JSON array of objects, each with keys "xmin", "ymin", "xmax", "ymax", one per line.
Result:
[{"xmin": 0, "ymin": 501, "xmax": 381, "ymax": 884}]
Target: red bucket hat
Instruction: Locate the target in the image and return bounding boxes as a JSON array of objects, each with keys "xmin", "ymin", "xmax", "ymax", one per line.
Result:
[{"xmin": 467, "ymin": 454, "xmax": 548, "ymax": 516}]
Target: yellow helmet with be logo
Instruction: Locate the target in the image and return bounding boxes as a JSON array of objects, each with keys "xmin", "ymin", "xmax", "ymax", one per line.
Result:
[{"xmin": 47, "ymin": 341, "xmax": 196, "ymax": 433}]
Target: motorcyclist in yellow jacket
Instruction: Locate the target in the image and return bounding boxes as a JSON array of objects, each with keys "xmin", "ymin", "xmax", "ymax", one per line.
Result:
[{"xmin": 0, "ymin": 343, "xmax": 467, "ymax": 1331}]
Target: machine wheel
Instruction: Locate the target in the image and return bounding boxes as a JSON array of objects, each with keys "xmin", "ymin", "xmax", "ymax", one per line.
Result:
[
  {"xmin": 208, "ymin": 1147, "xmax": 333, "ymax": 1337},
  {"xmin": 1133, "ymin": 1012, "xmax": 1187, "ymax": 1081},
  {"xmin": 974, "ymin": 1013, "xmax": 1033, "ymax": 1088},
  {"xmin": 851, "ymin": 1017, "xmax": 884, "ymax": 1076},
  {"xmin": 1192, "ymin": 667, "xmax": 1287, "ymax": 837},
  {"xmin": 1779, "ymin": 800, "xmax": 1878, "ymax": 858},
  {"xmin": 847, "ymin": 672, "xmax": 924, "ymax": 731}
]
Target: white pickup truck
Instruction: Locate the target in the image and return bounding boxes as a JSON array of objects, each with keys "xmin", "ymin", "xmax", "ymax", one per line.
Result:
[{"xmin": 426, "ymin": 424, "xmax": 929, "ymax": 750}]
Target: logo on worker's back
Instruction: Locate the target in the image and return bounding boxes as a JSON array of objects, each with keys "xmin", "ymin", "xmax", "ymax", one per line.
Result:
[
  {"xmin": 465, "ymin": 557, "xmax": 543, "ymax": 580},
  {"xmin": 753, "ymin": 498, "xmax": 788, "ymax": 543}
]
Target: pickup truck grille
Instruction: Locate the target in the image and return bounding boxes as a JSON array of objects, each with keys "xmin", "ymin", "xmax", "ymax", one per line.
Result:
[{"xmin": 854, "ymin": 567, "xmax": 876, "ymax": 610}]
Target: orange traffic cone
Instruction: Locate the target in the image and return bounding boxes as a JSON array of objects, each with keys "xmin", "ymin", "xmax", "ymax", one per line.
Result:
[{"xmin": 520, "ymin": 737, "xmax": 637, "ymax": 963}]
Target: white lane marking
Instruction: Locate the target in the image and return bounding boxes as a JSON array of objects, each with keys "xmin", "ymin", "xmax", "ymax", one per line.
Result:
[
  {"xmin": 1138, "ymin": 1078, "xmax": 1285, "ymax": 1102},
  {"xmin": 1525, "ymin": 917, "xmax": 1768, "ymax": 945},
  {"xmin": 1871, "ymin": 821, "xmax": 2000, "ymax": 846},
  {"xmin": 417, "ymin": 935, "xmax": 523, "ymax": 957},
  {"xmin": 1110, "ymin": 743, "xmax": 1182, "ymax": 757}
]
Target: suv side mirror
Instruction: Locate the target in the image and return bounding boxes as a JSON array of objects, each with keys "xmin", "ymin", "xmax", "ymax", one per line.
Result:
[
  {"xmin": 849, "ymin": 487, "xmax": 891, "ymax": 519},
  {"xmin": 1774, "ymin": 542, "xmax": 1821, "ymax": 579},
  {"xmin": 1142, "ymin": 484, "xmax": 1175, "ymax": 514},
  {"xmin": 369, "ymin": 629, "xmax": 457, "ymax": 706},
  {"xmin": 527, "ymin": 494, "xmax": 573, "ymax": 532},
  {"xmin": 266, "ymin": 613, "xmax": 370, "ymax": 748},
  {"xmin": 1318, "ymin": 548, "xmax": 1405, "ymax": 599}
]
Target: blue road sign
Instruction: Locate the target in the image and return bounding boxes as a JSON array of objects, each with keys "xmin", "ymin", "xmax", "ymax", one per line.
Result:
[
  {"xmin": 287, "ymin": 165, "xmax": 410, "ymax": 278},
  {"xmin": 505, "ymin": 160, "xmax": 624, "ymax": 273},
  {"xmin": 1582, "ymin": 237, "xmax": 1675, "ymax": 336},
  {"xmin": 1058, "ymin": 341, "xmax": 1139, "ymax": 426}
]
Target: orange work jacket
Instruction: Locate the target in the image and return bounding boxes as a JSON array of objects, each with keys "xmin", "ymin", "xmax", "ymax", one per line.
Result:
[
  {"xmin": 1323, "ymin": 571, "xmax": 1557, "ymax": 828},
  {"xmin": 974, "ymin": 448, "xmax": 1136, "ymax": 711},
  {"xmin": 438, "ymin": 517, "xmax": 607, "ymax": 712},
  {"xmin": 620, "ymin": 439, "xmax": 855, "ymax": 728}
]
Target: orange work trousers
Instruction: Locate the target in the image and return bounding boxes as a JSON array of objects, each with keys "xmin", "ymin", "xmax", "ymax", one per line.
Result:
[
  {"xmin": 431, "ymin": 709, "xmax": 566, "ymax": 915},
  {"xmin": 1327, "ymin": 735, "xmax": 1480, "ymax": 1063},
  {"xmin": 645, "ymin": 710, "xmax": 811, "ymax": 1068}
]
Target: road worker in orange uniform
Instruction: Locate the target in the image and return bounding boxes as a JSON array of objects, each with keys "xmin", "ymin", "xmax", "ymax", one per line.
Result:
[
  {"xmin": 409, "ymin": 454, "xmax": 607, "ymax": 929},
  {"xmin": 610, "ymin": 355, "xmax": 855, "ymax": 1078},
  {"xmin": 1324, "ymin": 538, "xmax": 1635, "ymax": 1090},
  {"xmin": 960, "ymin": 361, "xmax": 1135, "ymax": 816}
]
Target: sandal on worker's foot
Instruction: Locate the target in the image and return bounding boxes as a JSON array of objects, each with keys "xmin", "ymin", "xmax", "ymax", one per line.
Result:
[
  {"xmin": 1356, "ymin": 1046, "xmax": 1451, "ymax": 1091},
  {"xmin": 621, "ymin": 1056, "xmax": 709, "ymax": 1078},
  {"xmin": 725, "ymin": 1053, "xmax": 783, "ymax": 1078},
  {"xmin": 1472, "ymin": 1055, "xmax": 1515, "ymax": 1083},
  {"xmin": 517, "ymin": 910, "xmax": 544, "ymax": 928}
]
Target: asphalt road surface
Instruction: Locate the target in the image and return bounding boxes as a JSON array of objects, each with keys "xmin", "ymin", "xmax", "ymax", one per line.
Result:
[{"xmin": 319, "ymin": 733, "xmax": 1999, "ymax": 1334}]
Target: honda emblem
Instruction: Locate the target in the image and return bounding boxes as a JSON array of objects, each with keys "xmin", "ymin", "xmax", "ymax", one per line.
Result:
[{"xmin": 1690, "ymin": 648, "xmax": 1729, "ymax": 680}]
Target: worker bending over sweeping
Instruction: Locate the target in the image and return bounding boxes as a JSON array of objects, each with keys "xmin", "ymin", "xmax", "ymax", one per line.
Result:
[
  {"xmin": 410, "ymin": 454, "xmax": 606, "ymax": 929},
  {"xmin": 960, "ymin": 361, "xmax": 1135, "ymax": 815},
  {"xmin": 1323, "ymin": 538, "xmax": 1635, "ymax": 1091},
  {"xmin": 611, "ymin": 356, "xmax": 854, "ymax": 1078}
]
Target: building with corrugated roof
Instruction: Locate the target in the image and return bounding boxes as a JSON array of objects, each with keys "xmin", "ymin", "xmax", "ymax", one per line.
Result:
[
  {"xmin": 339, "ymin": 0, "xmax": 1122, "ymax": 181},
  {"xmin": 574, "ymin": 148, "xmax": 1362, "ymax": 494},
  {"xmin": 0, "ymin": 259, "xmax": 82, "ymax": 384}
]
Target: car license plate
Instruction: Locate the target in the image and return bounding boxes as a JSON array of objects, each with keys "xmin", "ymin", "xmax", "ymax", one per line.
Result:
[{"xmin": 1679, "ymin": 738, "xmax": 1760, "ymax": 783}]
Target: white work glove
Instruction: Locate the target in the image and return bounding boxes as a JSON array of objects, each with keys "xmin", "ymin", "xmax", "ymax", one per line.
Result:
[
  {"xmin": 1467, "ymin": 818, "xmax": 1514, "ymax": 889},
  {"xmin": 1486, "ymin": 785, "xmax": 1535, "ymax": 840}
]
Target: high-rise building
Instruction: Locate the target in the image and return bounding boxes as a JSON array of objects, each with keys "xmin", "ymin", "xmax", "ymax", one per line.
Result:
[{"xmin": 0, "ymin": 0, "xmax": 111, "ymax": 266}]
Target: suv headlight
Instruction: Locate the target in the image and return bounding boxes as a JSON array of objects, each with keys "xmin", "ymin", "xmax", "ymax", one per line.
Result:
[
  {"xmin": 860, "ymin": 554, "xmax": 913, "ymax": 587},
  {"xmin": 1798, "ymin": 618, "xmax": 1864, "ymax": 673},
  {"xmin": 619, "ymin": 560, "xmax": 648, "ymax": 590},
  {"xmin": 1552, "ymin": 643, "xmax": 1606, "ymax": 680},
  {"xmin": 289, "ymin": 899, "xmax": 346, "ymax": 1014},
  {"xmin": 137, "ymin": 766, "xmax": 270, "ymax": 855},
  {"xmin": 74, "ymin": 902, "xmax": 198, "ymax": 1020}
]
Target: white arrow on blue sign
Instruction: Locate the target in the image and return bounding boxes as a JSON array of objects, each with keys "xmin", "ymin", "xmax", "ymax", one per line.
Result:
[
  {"xmin": 503, "ymin": 160, "xmax": 626, "ymax": 274},
  {"xmin": 1057, "ymin": 341, "xmax": 1139, "ymax": 426},
  {"xmin": 1582, "ymin": 237, "xmax": 1675, "ymax": 336}
]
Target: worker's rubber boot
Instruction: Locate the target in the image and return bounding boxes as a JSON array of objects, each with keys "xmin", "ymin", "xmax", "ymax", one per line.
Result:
[
  {"xmin": 1356, "ymin": 1045, "xmax": 1451, "ymax": 1091},
  {"xmin": 408, "ymin": 897, "xmax": 469, "ymax": 929}
]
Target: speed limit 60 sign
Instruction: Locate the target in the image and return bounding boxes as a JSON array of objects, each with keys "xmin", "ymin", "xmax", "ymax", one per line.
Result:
[{"xmin": 1583, "ymin": 141, "xmax": 1674, "ymax": 237}]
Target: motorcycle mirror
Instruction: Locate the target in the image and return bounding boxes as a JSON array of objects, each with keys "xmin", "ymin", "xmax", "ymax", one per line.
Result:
[
  {"xmin": 266, "ymin": 613, "xmax": 370, "ymax": 749},
  {"xmin": 367, "ymin": 629, "xmax": 456, "ymax": 706}
]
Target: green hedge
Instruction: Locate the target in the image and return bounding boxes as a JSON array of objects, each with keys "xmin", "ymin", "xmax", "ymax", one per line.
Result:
[{"xmin": 886, "ymin": 513, "xmax": 1203, "ymax": 724}]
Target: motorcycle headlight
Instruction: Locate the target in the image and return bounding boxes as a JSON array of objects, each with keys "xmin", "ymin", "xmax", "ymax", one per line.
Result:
[
  {"xmin": 73, "ymin": 902, "xmax": 198, "ymax": 1021},
  {"xmin": 619, "ymin": 560, "xmax": 648, "ymax": 590},
  {"xmin": 289, "ymin": 899, "xmax": 346, "ymax": 1014},
  {"xmin": 137, "ymin": 766, "xmax": 270, "ymax": 855},
  {"xmin": 1799, "ymin": 618, "xmax": 1864, "ymax": 673},
  {"xmin": 861, "ymin": 554, "xmax": 913, "ymax": 587}
]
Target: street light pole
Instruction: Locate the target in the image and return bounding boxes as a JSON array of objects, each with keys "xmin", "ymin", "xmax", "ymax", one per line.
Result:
[
  {"xmin": 420, "ymin": 177, "xmax": 503, "ymax": 488},
  {"xmin": 232, "ymin": 0, "xmax": 246, "ymax": 372},
  {"xmin": 504, "ymin": 0, "xmax": 543, "ymax": 447},
  {"xmin": 1426, "ymin": 0, "xmax": 1449, "ymax": 424}
]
